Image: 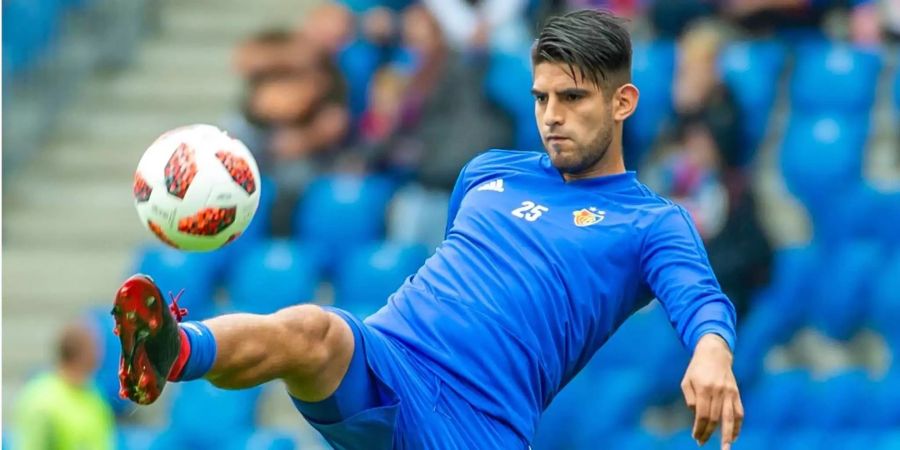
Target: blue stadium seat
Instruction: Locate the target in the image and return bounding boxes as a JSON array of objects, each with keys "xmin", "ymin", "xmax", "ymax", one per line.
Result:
[
  {"xmin": 865, "ymin": 371, "xmax": 900, "ymax": 429},
  {"xmin": 485, "ymin": 51, "xmax": 543, "ymax": 151},
  {"xmin": 791, "ymin": 43, "xmax": 882, "ymax": 114},
  {"xmin": 879, "ymin": 431, "xmax": 900, "ymax": 449},
  {"xmin": 134, "ymin": 245, "xmax": 219, "ymax": 319},
  {"xmin": 608, "ymin": 429, "xmax": 664, "ymax": 450},
  {"xmin": 742, "ymin": 369, "xmax": 811, "ymax": 430},
  {"xmin": 590, "ymin": 302, "xmax": 689, "ymax": 396},
  {"xmin": 868, "ymin": 252, "xmax": 900, "ymax": 343},
  {"xmin": 806, "ymin": 241, "xmax": 882, "ymax": 340},
  {"xmin": 779, "ymin": 430, "xmax": 826, "ymax": 450},
  {"xmin": 826, "ymin": 432, "xmax": 878, "ymax": 450},
  {"xmin": 294, "ymin": 174, "xmax": 396, "ymax": 274},
  {"xmin": 228, "ymin": 429, "xmax": 297, "ymax": 450},
  {"xmin": 1, "ymin": 0, "xmax": 63, "ymax": 76},
  {"xmin": 162, "ymin": 381, "xmax": 263, "ymax": 449},
  {"xmin": 333, "ymin": 241, "xmax": 428, "ymax": 318},
  {"xmin": 227, "ymin": 239, "xmax": 319, "ymax": 314},
  {"xmin": 535, "ymin": 369, "xmax": 654, "ymax": 449},
  {"xmin": 238, "ymin": 176, "xmax": 276, "ymax": 244},
  {"xmin": 733, "ymin": 288, "xmax": 805, "ymax": 386},
  {"xmin": 779, "ymin": 113, "xmax": 868, "ymax": 215},
  {"xmin": 719, "ymin": 40, "xmax": 787, "ymax": 163},
  {"xmin": 894, "ymin": 54, "xmax": 900, "ymax": 109},
  {"xmin": 799, "ymin": 369, "xmax": 871, "ymax": 428},
  {"xmin": 117, "ymin": 425, "xmax": 159, "ymax": 450},
  {"xmin": 338, "ymin": 39, "xmax": 383, "ymax": 119},
  {"xmin": 625, "ymin": 40, "xmax": 676, "ymax": 168}
]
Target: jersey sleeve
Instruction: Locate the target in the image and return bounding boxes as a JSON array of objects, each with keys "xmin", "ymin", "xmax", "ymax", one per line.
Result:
[
  {"xmin": 640, "ymin": 205, "xmax": 737, "ymax": 352},
  {"xmin": 444, "ymin": 160, "xmax": 473, "ymax": 239}
]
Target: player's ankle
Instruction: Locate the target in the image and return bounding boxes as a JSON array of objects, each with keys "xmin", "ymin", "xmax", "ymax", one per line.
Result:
[{"xmin": 168, "ymin": 322, "xmax": 217, "ymax": 381}]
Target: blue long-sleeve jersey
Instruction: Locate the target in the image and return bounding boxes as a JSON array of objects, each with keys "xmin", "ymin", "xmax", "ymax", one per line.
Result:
[{"xmin": 366, "ymin": 149, "xmax": 736, "ymax": 442}]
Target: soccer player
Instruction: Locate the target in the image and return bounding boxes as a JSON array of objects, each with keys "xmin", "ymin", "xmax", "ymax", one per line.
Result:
[{"xmin": 113, "ymin": 10, "xmax": 742, "ymax": 450}]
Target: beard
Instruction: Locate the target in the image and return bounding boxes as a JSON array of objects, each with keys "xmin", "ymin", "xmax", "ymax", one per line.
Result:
[{"xmin": 546, "ymin": 125, "xmax": 614, "ymax": 176}]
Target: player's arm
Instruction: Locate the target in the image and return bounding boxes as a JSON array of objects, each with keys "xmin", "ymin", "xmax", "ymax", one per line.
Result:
[{"xmin": 641, "ymin": 206, "xmax": 742, "ymax": 450}]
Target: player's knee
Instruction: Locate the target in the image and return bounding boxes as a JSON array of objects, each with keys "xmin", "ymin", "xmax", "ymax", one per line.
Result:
[{"xmin": 271, "ymin": 305, "xmax": 347, "ymax": 377}]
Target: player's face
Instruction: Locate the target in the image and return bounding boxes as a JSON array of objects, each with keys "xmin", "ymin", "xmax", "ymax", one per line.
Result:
[{"xmin": 532, "ymin": 62, "xmax": 615, "ymax": 175}]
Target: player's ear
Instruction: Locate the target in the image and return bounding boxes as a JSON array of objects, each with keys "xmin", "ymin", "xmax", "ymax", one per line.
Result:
[{"xmin": 612, "ymin": 83, "xmax": 639, "ymax": 122}]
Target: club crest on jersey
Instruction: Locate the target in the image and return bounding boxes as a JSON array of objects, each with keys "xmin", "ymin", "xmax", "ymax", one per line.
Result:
[{"xmin": 573, "ymin": 208, "xmax": 605, "ymax": 227}]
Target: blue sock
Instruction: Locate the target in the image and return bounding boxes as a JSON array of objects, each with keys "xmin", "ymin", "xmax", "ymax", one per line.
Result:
[{"xmin": 176, "ymin": 321, "xmax": 217, "ymax": 381}]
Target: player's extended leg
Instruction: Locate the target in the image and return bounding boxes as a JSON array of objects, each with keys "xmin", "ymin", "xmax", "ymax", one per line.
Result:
[{"xmin": 112, "ymin": 274, "xmax": 354, "ymax": 405}]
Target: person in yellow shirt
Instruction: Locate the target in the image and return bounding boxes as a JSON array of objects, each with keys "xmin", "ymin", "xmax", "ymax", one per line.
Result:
[{"xmin": 13, "ymin": 320, "xmax": 116, "ymax": 450}]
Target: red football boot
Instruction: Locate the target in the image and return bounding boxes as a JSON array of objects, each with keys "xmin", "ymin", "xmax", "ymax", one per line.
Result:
[{"xmin": 112, "ymin": 274, "xmax": 187, "ymax": 405}]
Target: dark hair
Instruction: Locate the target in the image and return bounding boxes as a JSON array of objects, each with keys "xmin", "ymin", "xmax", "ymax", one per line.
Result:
[{"xmin": 532, "ymin": 10, "xmax": 632, "ymax": 90}]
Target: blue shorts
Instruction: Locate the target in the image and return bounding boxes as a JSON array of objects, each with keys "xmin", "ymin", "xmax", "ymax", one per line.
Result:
[{"xmin": 290, "ymin": 307, "xmax": 528, "ymax": 450}]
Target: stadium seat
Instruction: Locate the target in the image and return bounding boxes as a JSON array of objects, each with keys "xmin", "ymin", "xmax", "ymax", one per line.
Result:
[
  {"xmin": 779, "ymin": 430, "xmax": 827, "ymax": 450},
  {"xmin": 485, "ymin": 51, "xmax": 544, "ymax": 151},
  {"xmin": 163, "ymin": 381, "xmax": 263, "ymax": 449},
  {"xmin": 879, "ymin": 431, "xmax": 900, "ymax": 449},
  {"xmin": 779, "ymin": 113, "xmax": 868, "ymax": 216},
  {"xmin": 333, "ymin": 241, "xmax": 428, "ymax": 318},
  {"xmin": 227, "ymin": 239, "xmax": 319, "ymax": 314},
  {"xmin": 608, "ymin": 429, "xmax": 664, "ymax": 450},
  {"xmin": 3, "ymin": 0, "xmax": 55, "ymax": 75},
  {"xmin": 806, "ymin": 241, "xmax": 882, "ymax": 340},
  {"xmin": 625, "ymin": 40, "xmax": 676, "ymax": 168},
  {"xmin": 894, "ymin": 54, "xmax": 900, "ymax": 109},
  {"xmin": 799, "ymin": 369, "xmax": 871, "ymax": 428},
  {"xmin": 228, "ymin": 429, "xmax": 297, "ymax": 450},
  {"xmin": 238, "ymin": 176, "xmax": 276, "ymax": 244},
  {"xmin": 826, "ymin": 432, "xmax": 879, "ymax": 450},
  {"xmin": 742, "ymin": 369, "xmax": 811, "ymax": 430},
  {"xmin": 864, "ymin": 371, "xmax": 900, "ymax": 429},
  {"xmin": 133, "ymin": 245, "xmax": 219, "ymax": 319},
  {"xmin": 590, "ymin": 302, "xmax": 689, "ymax": 396},
  {"xmin": 338, "ymin": 39, "xmax": 383, "ymax": 119},
  {"xmin": 117, "ymin": 425, "xmax": 159, "ymax": 450},
  {"xmin": 294, "ymin": 174, "xmax": 396, "ymax": 274},
  {"xmin": 790, "ymin": 42, "xmax": 882, "ymax": 114},
  {"xmin": 868, "ymin": 252, "xmax": 900, "ymax": 343},
  {"xmin": 535, "ymin": 369, "xmax": 654, "ymax": 450},
  {"xmin": 719, "ymin": 40, "xmax": 787, "ymax": 163},
  {"xmin": 733, "ymin": 288, "xmax": 806, "ymax": 386}
]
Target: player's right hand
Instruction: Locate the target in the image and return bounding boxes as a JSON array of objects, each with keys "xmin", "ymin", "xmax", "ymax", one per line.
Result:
[{"xmin": 681, "ymin": 333, "xmax": 743, "ymax": 450}]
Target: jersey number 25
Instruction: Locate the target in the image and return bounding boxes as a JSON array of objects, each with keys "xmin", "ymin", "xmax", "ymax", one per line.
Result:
[{"xmin": 512, "ymin": 201, "xmax": 549, "ymax": 222}]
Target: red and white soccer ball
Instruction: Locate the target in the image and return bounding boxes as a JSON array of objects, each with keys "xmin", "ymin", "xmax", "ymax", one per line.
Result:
[{"xmin": 133, "ymin": 124, "xmax": 261, "ymax": 251}]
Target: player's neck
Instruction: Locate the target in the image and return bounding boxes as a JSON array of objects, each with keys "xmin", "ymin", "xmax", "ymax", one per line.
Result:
[{"xmin": 562, "ymin": 155, "xmax": 626, "ymax": 182}]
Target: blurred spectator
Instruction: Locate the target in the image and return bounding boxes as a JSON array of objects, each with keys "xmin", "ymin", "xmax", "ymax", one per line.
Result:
[
  {"xmin": 650, "ymin": 0, "xmax": 718, "ymax": 38},
  {"xmin": 299, "ymin": 2, "xmax": 357, "ymax": 55},
  {"xmin": 12, "ymin": 320, "xmax": 116, "ymax": 450},
  {"xmin": 420, "ymin": 0, "xmax": 531, "ymax": 53},
  {"xmin": 672, "ymin": 20, "xmax": 743, "ymax": 169},
  {"xmin": 645, "ymin": 122, "xmax": 771, "ymax": 320},
  {"xmin": 726, "ymin": 0, "xmax": 883, "ymax": 45},
  {"xmin": 885, "ymin": 0, "xmax": 900, "ymax": 41},
  {"xmin": 232, "ymin": 29, "xmax": 322, "ymax": 81},
  {"xmin": 381, "ymin": 5, "xmax": 515, "ymax": 250}
]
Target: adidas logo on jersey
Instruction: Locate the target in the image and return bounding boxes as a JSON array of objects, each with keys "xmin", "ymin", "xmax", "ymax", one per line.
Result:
[{"xmin": 477, "ymin": 179, "xmax": 504, "ymax": 192}]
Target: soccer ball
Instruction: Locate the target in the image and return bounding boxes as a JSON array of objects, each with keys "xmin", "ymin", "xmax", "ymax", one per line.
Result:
[{"xmin": 133, "ymin": 124, "xmax": 261, "ymax": 251}]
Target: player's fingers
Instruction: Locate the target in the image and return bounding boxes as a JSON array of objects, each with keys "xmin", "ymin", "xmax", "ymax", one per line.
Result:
[
  {"xmin": 720, "ymin": 396, "xmax": 735, "ymax": 450},
  {"xmin": 681, "ymin": 379, "xmax": 697, "ymax": 413},
  {"xmin": 700, "ymin": 386, "xmax": 725, "ymax": 445},
  {"xmin": 733, "ymin": 390, "xmax": 745, "ymax": 442},
  {"xmin": 692, "ymin": 389, "xmax": 711, "ymax": 443}
]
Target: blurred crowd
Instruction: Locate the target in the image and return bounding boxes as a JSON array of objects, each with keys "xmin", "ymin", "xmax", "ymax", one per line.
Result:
[{"xmin": 8, "ymin": 0, "xmax": 900, "ymax": 449}]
